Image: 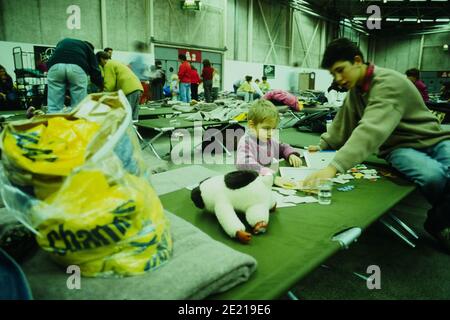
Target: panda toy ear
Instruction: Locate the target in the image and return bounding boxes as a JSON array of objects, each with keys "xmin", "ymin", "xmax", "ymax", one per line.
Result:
[{"xmin": 191, "ymin": 186, "xmax": 205, "ymax": 209}]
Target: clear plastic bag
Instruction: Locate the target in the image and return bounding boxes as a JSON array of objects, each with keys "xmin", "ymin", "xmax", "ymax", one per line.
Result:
[{"xmin": 0, "ymin": 91, "xmax": 172, "ymax": 277}]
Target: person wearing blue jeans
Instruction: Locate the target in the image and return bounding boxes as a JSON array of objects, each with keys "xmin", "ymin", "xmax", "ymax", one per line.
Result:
[
  {"xmin": 47, "ymin": 64, "xmax": 88, "ymax": 113},
  {"xmin": 179, "ymin": 82, "xmax": 191, "ymax": 103},
  {"xmin": 386, "ymin": 141, "xmax": 450, "ymax": 205},
  {"xmin": 177, "ymin": 54, "xmax": 191, "ymax": 103},
  {"xmin": 46, "ymin": 38, "xmax": 103, "ymax": 113},
  {"xmin": 303, "ymin": 38, "xmax": 450, "ymax": 253}
]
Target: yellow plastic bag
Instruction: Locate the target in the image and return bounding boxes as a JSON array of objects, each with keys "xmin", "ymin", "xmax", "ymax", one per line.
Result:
[
  {"xmin": 0, "ymin": 91, "xmax": 173, "ymax": 277},
  {"xmin": 34, "ymin": 169, "xmax": 171, "ymax": 277},
  {"xmin": 2, "ymin": 117, "xmax": 100, "ymax": 176}
]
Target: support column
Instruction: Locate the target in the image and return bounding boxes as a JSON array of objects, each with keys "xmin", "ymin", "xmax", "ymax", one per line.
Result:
[
  {"xmin": 100, "ymin": 0, "xmax": 107, "ymax": 49},
  {"xmin": 289, "ymin": 8, "xmax": 295, "ymax": 66},
  {"xmin": 248, "ymin": 0, "xmax": 253, "ymax": 62},
  {"xmin": 418, "ymin": 34, "xmax": 425, "ymax": 69},
  {"xmin": 148, "ymin": 0, "xmax": 155, "ymax": 54}
]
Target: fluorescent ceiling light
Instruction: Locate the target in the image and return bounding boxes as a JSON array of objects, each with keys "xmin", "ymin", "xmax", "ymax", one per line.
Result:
[
  {"xmin": 421, "ymin": 19, "xmax": 434, "ymax": 22},
  {"xmin": 403, "ymin": 18, "xmax": 418, "ymax": 22},
  {"xmin": 436, "ymin": 18, "xmax": 450, "ymax": 22},
  {"xmin": 353, "ymin": 17, "xmax": 367, "ymax": 21},
  {"xmin": 386, "ymin": 18, "xmax": 400, "ymax": 21}
]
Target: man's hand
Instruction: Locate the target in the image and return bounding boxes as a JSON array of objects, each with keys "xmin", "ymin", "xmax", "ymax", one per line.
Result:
[
  {"xmin": 288, "ymin": 154, "xmax": 302, "ymax": 167},
  {"xmin": 307, "ymin": 145, "xmax": 321, "ymax": 152},
  {"xmin": 274, "ymin": 176, "xmax": 297, "ymax": 189},
  {"xmin": 303, "ymin": 165, "xmax": 337, "ymax": 188}
]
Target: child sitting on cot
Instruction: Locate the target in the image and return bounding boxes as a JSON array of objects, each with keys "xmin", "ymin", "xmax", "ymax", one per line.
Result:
[{"xmin": 236, "ymin": 99, "xmax": 303, "ymax": 186}]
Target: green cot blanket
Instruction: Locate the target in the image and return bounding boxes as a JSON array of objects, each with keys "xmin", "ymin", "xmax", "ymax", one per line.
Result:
[{"xmin": 160, "ymin": 173, "xmax": 415, "ymax": 300}]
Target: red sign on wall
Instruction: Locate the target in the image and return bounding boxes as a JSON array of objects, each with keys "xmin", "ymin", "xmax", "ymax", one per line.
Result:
[{"xmin": 178, "ymin": 49, "xmax": 202, "ymax": 63}]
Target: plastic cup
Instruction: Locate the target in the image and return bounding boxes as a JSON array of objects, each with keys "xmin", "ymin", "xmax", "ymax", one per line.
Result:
[{"xmin": 317, "ymin": 178, "xmax": 333, "ymax": 205}]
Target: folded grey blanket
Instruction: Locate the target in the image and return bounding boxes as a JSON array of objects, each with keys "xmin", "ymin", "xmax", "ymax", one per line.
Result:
[{"xmin": 21, "ymin": 211, "xmax": 257, "ymax": 300}]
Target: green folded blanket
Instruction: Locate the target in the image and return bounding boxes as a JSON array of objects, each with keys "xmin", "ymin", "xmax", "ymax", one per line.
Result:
[{"xmin": 21, "ymin": 211, "xmax": 257, "ymax": 300}]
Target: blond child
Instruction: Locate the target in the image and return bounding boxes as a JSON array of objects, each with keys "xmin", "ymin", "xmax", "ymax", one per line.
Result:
[
  {"xmin": 236, "ymin": 100, "xmax": 302, "ymax": 181},
  {"xmin": 170, "ymin": 74, "xmax": 179, "ymax": 101}
]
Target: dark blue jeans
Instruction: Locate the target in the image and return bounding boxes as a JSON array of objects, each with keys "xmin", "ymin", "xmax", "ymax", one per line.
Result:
[{"xmin": 385, "ymin": 140, "xmax": 450, "ymax": 205}]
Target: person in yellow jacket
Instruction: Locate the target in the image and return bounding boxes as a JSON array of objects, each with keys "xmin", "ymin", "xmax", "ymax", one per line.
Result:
[
  {"xmin": 96, "ymin": 51, "xmax": 143, "ymax": 121},
  {"xmin": 237, "ymin": 76, "xmax": 255, "ymax": 103}
]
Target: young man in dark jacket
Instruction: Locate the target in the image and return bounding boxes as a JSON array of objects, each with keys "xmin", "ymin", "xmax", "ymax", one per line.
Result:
[
  {"xmin": 304, "ymin": 38, "xmax": 450, "ymax": 253},
  {"xmin": 46, "ymin": 38, "xmax": 103, "ymax": 113}
]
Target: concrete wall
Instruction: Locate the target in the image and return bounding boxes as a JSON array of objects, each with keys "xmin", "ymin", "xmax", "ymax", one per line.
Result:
[
  {"xmin": 0, "ymin": 0, "xmax": 103, "ymax": 48},
  {"xmin": 0, "ymin": 0, "xmax": 330, "ymax": 67},
  {"xmin": 0, "ymin": 0, "xmax": 147, "ymax": 50}
]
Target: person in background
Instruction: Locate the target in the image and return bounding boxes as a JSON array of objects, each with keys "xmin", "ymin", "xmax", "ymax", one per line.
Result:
[
  {"xmin": 237, "ymin": 76, "xmax": 255, "ymax": 103},
  {"xmin": 212, "ymin": 69, "xmax": 221, "ymax": 102},
  {"xmin": 440, "ymin": 82, "xmax": 450, "ymax": 102},
  {"xmin": 0, "ymin": 65, "xmax": 19, "ymax": 109},
  {"xmin": 178, "ymin": 54, "xmax": 191, "ymax": 103},
  {"xmin": 170, "ymin": 74, "xmax": 179, "ymax": 101},
  {"xmin": 259, "ymin": 76, "xmax": 271, "ymax": 94},
  {"xmin": 251, "ymin": 78, "xmax": 264, "ymax": 99},
  {"xmin": 97, "ymin": 51, "xmax": 143, "ymax": 121},
  {"xmin": 190, "ymin": 65, "xmax": 201, "ymax": 101},
  {"xmin": 406, "ymin": 68, "xmax": 429, "ymax": 103},
  {"xmin": 46, "ymin": 38, "xmax": 103, "ymax": 113},
  {"xmin": 201, "ymin": 59, "xmax": 214, "ymax": 102},
  {"xmin": 325, "ymin": 80, "xmax": 348, "ymax": 107},
  {"xmin": 233, "ymin": 78, "xmax": 243, "ymax": 94},
  {"xmin": 129, "ymin": 41, "xmax": 150, "ymax": 103},
  {"xmin": 104, "ymin": 47, "xmax": 113, "ymax": 58},
  {"xmin": 150, "ymin": 60, "xmax": 166, "ymax": 101}
]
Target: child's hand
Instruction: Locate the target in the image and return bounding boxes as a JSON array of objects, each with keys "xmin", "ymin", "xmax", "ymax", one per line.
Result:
[
  {"xmin": 288, "ymin": 154, "xmax": 302, "ymax": 167},
  {"xmin": 307, "ymin": 145, "xmax": 321, "ymax": 152},
  {"xmin": 274, "ymin": 176, "xmax": 297, "ymax": 189}
]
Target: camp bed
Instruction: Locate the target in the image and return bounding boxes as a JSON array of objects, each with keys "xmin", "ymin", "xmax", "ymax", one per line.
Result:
[
  {"xmin": 139, "ymin": 106, "xmax": 196, "ymax": 119},
  {"xmin": 135, "ymin": 117, "xmax": 246, "ymax": 159},
  {"xmin": 158, "ymin": 164, "xmax": 416, "ymax": 299}
]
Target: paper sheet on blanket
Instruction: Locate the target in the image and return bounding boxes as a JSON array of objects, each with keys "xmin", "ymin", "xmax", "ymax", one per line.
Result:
[
  {"xmin": 304, "ymin": 151, "xmax": 336, "ymax": 169},
  {"xmin": 279, "ymin": 167, "xmax": 320, "ymax": 181}
]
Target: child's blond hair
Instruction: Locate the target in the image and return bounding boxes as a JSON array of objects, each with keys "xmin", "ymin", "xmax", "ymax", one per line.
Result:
[
  {"xmin": 171, "ymin": 74, "xmax": 179, "ymax": 81},
  {"xmin": 247, "ymin": 99, "xmax": 279, "ymax": 125}
]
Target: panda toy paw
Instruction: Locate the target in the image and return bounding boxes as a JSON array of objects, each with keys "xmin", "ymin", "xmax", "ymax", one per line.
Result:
[
  {"xmin": 253, "ymin": 221, "xmax": 268, "ymax": 235},
  {"xmin": 236, "ymin": 230, "xmax": 252, "ymax": 244}
]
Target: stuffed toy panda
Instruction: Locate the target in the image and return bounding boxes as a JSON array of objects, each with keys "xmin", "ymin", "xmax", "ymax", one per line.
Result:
[{"xmin": 191, "ymin": 170, "xmax": 277, "ymax": 244}]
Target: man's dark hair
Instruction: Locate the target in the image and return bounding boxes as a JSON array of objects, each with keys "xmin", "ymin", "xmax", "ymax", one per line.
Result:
[
  {"xmin": 245, "ymin": 75, "xmax": 252, "ymax": 82},
  {"xmin": 104, "ymin": 47, "xmax": 113, "ymax": 52},
  {"xmin": 179, "ymin": 54, "xmax": 187, "ymax": 61},
  {"xmin": 96, "ymin": 51, "xmax": 111, "ymax": 62},
  {"xmin": 84, "ymin": 41, "xmax": 95, "ymax": 51},
  {"xmin": 262, "ymin": 76, "xmax": 267, "ymax": 81},
  {"xmin": 321, "ymin": 38, "xmax": 364, "ymax": 69},
  {"xmin": 406, "ymin": 68, "xmax": 420, "ymax": 79},
  {"xmin": 155, "ymin": 60, "xmax": 162, "ymax": 67}
]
